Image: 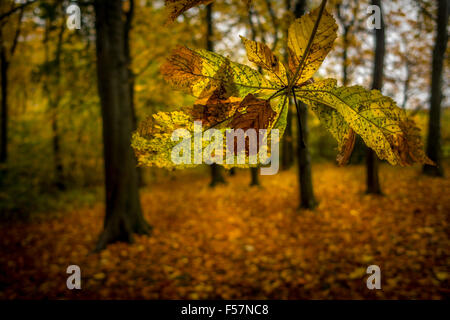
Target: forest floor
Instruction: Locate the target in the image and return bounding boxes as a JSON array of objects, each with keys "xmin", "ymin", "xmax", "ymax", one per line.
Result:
[{"xmin": 0, "ymin": 163, "xmax": 449, "ymax": 299}]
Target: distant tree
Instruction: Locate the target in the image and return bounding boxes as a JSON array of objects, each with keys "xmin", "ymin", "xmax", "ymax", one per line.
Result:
[
  {"xmin": 0, "ymin": 2, "xmax": 24, "ymax": 168},
  {"xmin": 41, "ymin": 3, "xmax": 66, "ymax": 190},
  {"xmin": 294, "ymin": 0, "xmax": 316, "ymax": 209},
  {"xmin": 94, "ymin": 0, "xmax": 151, "ymax": 251},
  {"xmin": 123, "ymin": 0, "xmax": 144, "ymax": 186},
  {"xmin": 366, "ymin": 0, "xmax": 384, "ymax": 195},
  {"xmin": 423, "ymin": 0, "xmax": 448, "ymax": 177},
  {"xmin": 205, "ymin": 2, "xmax": 226, "ymax": 187},
  {"xmin": 281, "ymin": 0, "xmax": 294, "ymax": 170}
]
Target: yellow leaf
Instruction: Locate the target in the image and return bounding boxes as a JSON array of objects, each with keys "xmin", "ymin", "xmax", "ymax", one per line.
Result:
[
  {"xmin": 288, "ymin": 7, "xmax": 337, "ymax": 84},
  {"xmin": 240, "ymin": 36, "xmax": 288, "ymax": 87},
  {"xmin": 296, "ymin": 79, "xmax": 434, "ymax": 166}
]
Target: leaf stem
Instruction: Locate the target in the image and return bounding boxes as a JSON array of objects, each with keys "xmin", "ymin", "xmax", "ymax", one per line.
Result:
[{"xmin": 287, "ymin": 0, "xmax": 328, "ymax": 92}]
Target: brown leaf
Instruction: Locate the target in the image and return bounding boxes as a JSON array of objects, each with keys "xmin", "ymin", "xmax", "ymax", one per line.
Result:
[
  {"xmin": 192, "ymin": 85, "xmax": 241, "ymax": 128},
  {"xmin": 230, "ymin": 94, "xmax": 275, "ymax": 131},
  {"xmin": 165, "ymin": 0, "xmax": 214, "ymax": 22},
  {"xmin": 391, "ymin": 118, "xmax": 435, "ymax": 166},
  {"xmin": 227, "ymin": 94, "xmax": 276, "ymax": 156},
  {"xmin": 336, "ymin": 128, "xmax": 356, "ymax": 166}
]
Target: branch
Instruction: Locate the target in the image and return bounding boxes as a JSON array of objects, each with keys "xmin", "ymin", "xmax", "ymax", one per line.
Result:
[
  {"xmin": 264, "ymin": 0, "xmax": 279, "ymax": 51},
  {"xmin": 0, "ymin": 0, "xmax": 36, "ymax": 22},
  {"xmin": 10, "ymin": 7, "xmax": 24, "ymax": 56}
]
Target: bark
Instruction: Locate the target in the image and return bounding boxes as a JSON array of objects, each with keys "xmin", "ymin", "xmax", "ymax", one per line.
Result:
[
  {"xmin": 205, "ymin": 2, "xmax": 226, "ymax": 187},
  {"xmin": 94, "ymin": 0, "xmax": 151, "ymax": 251},
  {"xmin": 0, "ymin": 8, "xmax": 23, "ymax": 166},
  {"xmin": 250, "ymin": 167, "xmax": 259, "ymax": 186},
  {"xmin": 297, "ymin": 102, "xmax": 316, "ymax": 209},
  {"xmin": 281, "ymin": 107, "xmax": 294, "ymax": 170},
  {"xmin": 366, "ymin": 0, "xmax": 384, "ymax": 195},
  {"xmin": 0, "ymin": 48, "xmax": 8, "ymax": 165},
  {"xmin": 423, "ymin": 0, "xmax": 448, "ymax": 177},
  {"xmin": 294, "ymin": 0, "xmax": 316, "ymax": 209},
  {"xmin": 124, "ymin": 0, "xmax": 143, "ymax": 186},
  {"xmin": 51, "ymin": 20, "xmax": 66, "ymax": 190},
  {"xmin": 280, "ymin": 0, "xmax": 295, "ymax": 171}
]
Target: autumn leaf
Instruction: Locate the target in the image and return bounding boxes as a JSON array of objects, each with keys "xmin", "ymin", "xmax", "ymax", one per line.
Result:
[
  {"xmin": 287, "ymin": 6, "xmax": 338, "ymax": 85},
  {"xmin": 295, "ymin": 79, "xmax": 433, "ymax": 166},
  {"xmin": 308, "ymin": 101, "xmax": 356, "ymax": 165},
  {"xmin": 240, "ymin": 36, "xmax": 288, "ymax": 86},
  {"xmin": 160, "ymin": 46, "xmax": 278, "ymax": 99},
  {"xmin": 230, "ymin": 94, "xmax": 276, "ymax": 131},
  {"xmin": 165, "ymin": 0, "xmax": 214, "ymax": 22},
  {"xmin": 191, "ymin": 84, "xmax": 242, "ymax": 128}
]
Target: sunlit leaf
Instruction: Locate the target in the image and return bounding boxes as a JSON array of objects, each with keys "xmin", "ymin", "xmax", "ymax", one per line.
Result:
[
  {"xmin": 295, "ymin": 79, "xmax": 433, "ymax": 166},
  {"xmin": 288, "ymin": 7, "xmax": 337, "ymax": 84},
  {"xmin": 240, "ymin": 36, "xmax": 288, "ymax": 87},
  {"xmin": 160, "ymin": 46, "xmax": 278, "ymax": 99},
  {"xmin": 310, "ymin": 102, "xmax": 355, "ymax": 165}
]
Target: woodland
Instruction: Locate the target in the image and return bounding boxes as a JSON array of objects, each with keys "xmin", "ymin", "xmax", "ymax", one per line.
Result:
[{"xmin": 0, "ymin": 0, "xmax": 449, "ymax": 299}]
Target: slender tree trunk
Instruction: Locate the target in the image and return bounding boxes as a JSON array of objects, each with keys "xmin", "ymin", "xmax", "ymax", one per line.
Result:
[
  {"xmin": 297, "ymin": 102, "xmax": 316, "ymax": 209},
  {"xmin": 124, "ymin": 0, "xmax": 144, "ymax": 186},
  {"xmin": 281, "ymin": 107, "xmax": 294, "ymax": 170},
  {"xmin": 366, "ymin": 0, "xmax": 384, "ymax": 194},
  {"xmin": 0, "ymin": 50, "xmax": 8, "ymax": 165},
  {"xmin": 280, "ymin": 0, "xmax": 294, "ymax": 171},
  {"xmin": 294, "ymin": 0, "xmax": 316, "ymax": 209},
  {"xmin": 94, "ymin": 0, "xmax": 151, "ymax": 251},
  {"xmin": 52, "ymin": 20, "xmax": 66, "ymax": 190},
  {"xmin": 0, "ymin": 9, "xmax": 23, "ymax": 168},
  {"xmin": 250, "ymin": 167, "xmax": 259, "ymax": 186},
  {"xmin": 423, "ymin": 0, "xmax": 448, "ymax": 177},
  {"xmin": 342, "ymin": 27, "xmax": 349, "ymax": 86},
  {"xmin": 245, "ymin": 4, "xmax": 264, "ymax": 186},
  {"xmin": 205, "ymin": 2, "xmax": 226, "ymax": 187}
]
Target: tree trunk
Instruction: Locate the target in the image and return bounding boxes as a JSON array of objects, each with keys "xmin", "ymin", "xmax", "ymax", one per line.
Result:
[
  {"xmin": 94, "ymin": 0, "xmax": 151, "ymax": 251},
  {"xmin": 294, "ymin": 0, "xmax": 316, "ymax": 210},
  {"xmin": 250, "ymin": 167, "xmax": 259, "ymax": 186},
  {"xmin": 366, "ymin": 0, "xmax": 384, "ymax": 195},
  {"xmin": 423, "ymin": 0, "xmax": 448, "ymax": 177},
  {"xmin": 124, "ymin": 0, "xmax": 144, "ymax": 186},
  {"xmin": 205, "ymin": 2, "xmax": 226, "ymax": 187},
  {"xmin": 281, "ymin": 0, "xmax": 294, "ymax": 171},
  {"xmin": 281, "ymin": 104, "xmax": 294, "ymax": 170},
  {"xmin": 52, "ymin": 20, "xmax": 66, "ymax": 191},
  {"xmin": 0, "ymin": 49, "xmax": 8, "ymax": 165},
  {"xmin": 0, "ymin": 7, "xmax": 23, "ymax": 177},
  {"xmin": 297, "ymin": 102, "xmax": 316, "ymax": 209},
  {"xmin": 342, "ymin": 26, "xmax": 349, "ymax": 86}
]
